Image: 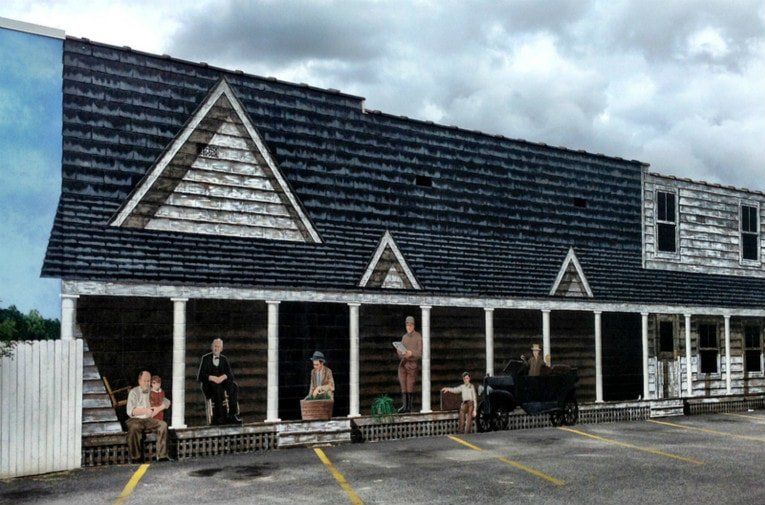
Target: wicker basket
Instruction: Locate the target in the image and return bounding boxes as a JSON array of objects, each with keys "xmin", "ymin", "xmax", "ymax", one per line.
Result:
[
  {"xmin": 300, "ymin": 399, "xmax": 334, "ymax": 421},
  {"xmin": 300, "ymin": 400, "xmax": 335, "ymax": 421}
]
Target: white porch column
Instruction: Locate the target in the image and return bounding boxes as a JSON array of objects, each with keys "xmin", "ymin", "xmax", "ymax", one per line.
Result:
[
  {"xmin": 641, "ymin": 312, "xmax": 650, "ymax": 399},
  {"xmin": 724, "ymin": 313, "xmax": 732, "ymax": 395},
  {"xmin": 265, "ymin": 301, "xmax": 281, "ymax": 423},
  {"xmin": 594, "ymin": 311, "xmax": 603, "ymax": 403},
  {"xmin": 60, "ymin": 294, "xmax": 79, "ymax": 341},
  {"xmin": 420, "ymin": 305, "xmax": 432, "ymax": 414},
  {"xmin": 542, "ymin": 309, "xmax": 551, "ymax": 365},
  {"xmin": 348, "ymin": 303, "xmax": 361, "ymax": 418},
  {"xmin": 171, "ymin": 298, "xmax": 188, "ymax": 429},
  {"xmin": 684, "ymin": 314, "xmax": 693, "ymax": 396},
  {"xmin": 484, "ymin": 308, "xmax": 494, "ymax": 376}
]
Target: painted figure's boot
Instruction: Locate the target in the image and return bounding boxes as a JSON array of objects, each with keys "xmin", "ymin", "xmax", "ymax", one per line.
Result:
[
  {"xmin": 407, "ymin": 392, "xmax": 415, "ymax": 413},
  {"xmin": 397, "ymin": 393, "xmax": 409, "ymax": 414}
]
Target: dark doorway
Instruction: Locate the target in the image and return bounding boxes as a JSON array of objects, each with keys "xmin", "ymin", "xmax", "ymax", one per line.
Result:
[
  {"xmin": 602, "ymin": 312, "xmax": 642, "ymax": 401},
  {"xmin": 278, "ymin": 302, "xmax": 350, "ymax": 421}
]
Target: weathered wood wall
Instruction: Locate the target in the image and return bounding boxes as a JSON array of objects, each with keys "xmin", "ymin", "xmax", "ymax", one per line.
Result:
[
  {"xmin": 78, "ymin": 296, "xmax": 174, "ymax": 426},
  {"xmin": 278, "ymin": 302, "xmax": 350, "ymax": 421},
  {"xmin": 122, "ymin": 93, "xmax": 313, "ymax": 242},
  {"xmin": 644, "ymin": 173, "xmax": 765, "ymax": 277},
  {"xmin": 185, "ymin": 300, "xmax": 268, "ymax": 426},
  {"xmin": 647, "ymin": 315, "xmax": 765, "ymax": 397},
  {"xmin": 359, "ymin": 304, "xmax": 423, "ymax": 411},
  {"xmin": 79, "ymin": 297, "xmax": 652, "ymax": 428}
]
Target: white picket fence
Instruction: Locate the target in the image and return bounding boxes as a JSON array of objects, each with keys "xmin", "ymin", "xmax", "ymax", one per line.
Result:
[{"xmin": 0, "ymin": 339, "xmax": 83, "ymax": 478}]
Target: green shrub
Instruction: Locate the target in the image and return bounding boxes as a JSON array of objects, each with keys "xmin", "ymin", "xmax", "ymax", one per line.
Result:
[{"xmin": 371, "ymin": 395, "xmax": 395, "ymax": 423}]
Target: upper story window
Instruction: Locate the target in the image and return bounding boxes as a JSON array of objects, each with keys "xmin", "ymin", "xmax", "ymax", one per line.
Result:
[
  {"xmin": 656, "ymin": 190, "xmax": 677, "ymax": 253},
  {"xmin": 741, "ymin": 204, "xmax": 759, "ymax": 261}
]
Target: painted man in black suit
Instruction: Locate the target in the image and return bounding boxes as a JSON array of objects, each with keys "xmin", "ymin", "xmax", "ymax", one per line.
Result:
[{"xmin": 197, "ymin": 338, "xmax": 241, "ymax": 424}]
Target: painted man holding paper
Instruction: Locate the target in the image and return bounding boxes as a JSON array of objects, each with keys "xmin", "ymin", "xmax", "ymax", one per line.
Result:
[{"xmin": 394, "ymin": 315, "xmax": 422, "ymax": 413}]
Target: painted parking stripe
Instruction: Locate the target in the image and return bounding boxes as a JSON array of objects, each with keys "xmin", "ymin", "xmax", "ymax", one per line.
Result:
[
  {"xmin": 724, "ymin": 412, "xmax": 765, "ymax": 421},
  {"xmin": 558, "ymin": 427, "xmax": 703, "ymax": 465},
  {"xmin": 313, "ymin": 448, "xmax": 365, "ymax": 505},
  {"xmin": 648, "ymin": 419, "xmax": 765, "ymax": 442},
  {"xmin": 113, "ymin": 463, "xmax": 150, "ymax": 505},
  {"xmin": 447, "ymin": 435, "xmax": 565, "ymax": 486}
]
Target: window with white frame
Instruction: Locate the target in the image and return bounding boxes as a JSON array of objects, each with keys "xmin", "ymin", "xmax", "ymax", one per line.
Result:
[
  {"xmin": 698, "ymin": 323, "xmax": 718, "ymax": 374},
  {"xmin": 741, "ymin": 204, "xmax": 759, "ymax": 261},
  {"xmin": 744, "ymin": 325, "xmax": 762, "ymax": 373},
  {"xmin": 656, "ymin": 190, "xmax": 677, "ymax": 253}
]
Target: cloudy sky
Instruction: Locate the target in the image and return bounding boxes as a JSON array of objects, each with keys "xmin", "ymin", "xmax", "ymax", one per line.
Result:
[{"xmin": 1, "ymin": 0, "xmax": 765, "ymax": 317}]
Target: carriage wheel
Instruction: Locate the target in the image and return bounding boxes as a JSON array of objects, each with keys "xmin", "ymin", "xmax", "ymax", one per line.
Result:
[
  {"xmin": 491, "ymin": 407, "xmax": 509, "ymax": 431},
  {"xmin": 476, "ymin": 402, "xmax": 492, "ymax": 432},
  {"xmin": 562, "ymin": 396, "xmax": 579, "ymax": 426},
  {"xmin": 549, "ymin": 410, "xmax": 564, "ymax": 427}
]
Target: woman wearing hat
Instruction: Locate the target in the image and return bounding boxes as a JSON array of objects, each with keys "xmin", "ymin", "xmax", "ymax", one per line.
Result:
[
  {"xmin": 441, "ymin": 372, "xmax": 477, "ymax": 434},
  {"xmin": 307, "ymin": 351, "xmax": 335, "ymax": 399},
  {"xmin": 525, "ymin": 343, "xmax": 548, "ymax": 377}
]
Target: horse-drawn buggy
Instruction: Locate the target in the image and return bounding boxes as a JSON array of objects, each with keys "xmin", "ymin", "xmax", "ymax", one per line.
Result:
[{"xmin": 477, "ymin": 359, "xmax": 579, "ymax": 432}]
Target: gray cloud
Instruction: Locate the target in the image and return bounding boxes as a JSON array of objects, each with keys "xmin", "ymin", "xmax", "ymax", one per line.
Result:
[{"xmin": 168, "ymin": 0, "xmax": 765, "ymax": 190}]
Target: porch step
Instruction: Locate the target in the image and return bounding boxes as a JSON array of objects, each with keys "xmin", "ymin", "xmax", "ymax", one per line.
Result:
[
  {"xmin": 649, "ymin": 399, "xmax": 684, "ymax": 418},
  {"xmin": 80, "ymin": 339, "xmax": 124, "ymax": 435},
  {"xmin": 276, "ymin": 419, "xmax": 351, "ymax": 448}
]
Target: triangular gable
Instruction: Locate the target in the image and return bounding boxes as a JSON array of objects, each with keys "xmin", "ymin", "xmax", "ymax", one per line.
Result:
[
  {"xmin": 110, "ymin": 78, "xmax": 321, "ymax": 243},
  {"xmin": 359, "ymin": 231, "xmax": 421, "ymax": 289},
  {"xmin": 549, "ymin": 247, "xmax": 594, "ymax": 297}
]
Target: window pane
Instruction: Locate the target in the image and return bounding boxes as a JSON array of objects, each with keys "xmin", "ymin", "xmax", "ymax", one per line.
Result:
[
  {"xmin": 666, "ymin": 193, "xmax": 676, "ymax": 223},
  {"xmin": 745, "ymin": 350, "xmax": 762, "ymax": 372},
  {"xmin": 745, "ymin": 326, "xmax": 761, "ymax": 349},
  {"xmin": 699, "ymin": 324, "xmax": 717, "ymax": 348},
  {"xmin": 658, "ymin": 223, "xmax": 676, "ymax": 252},
  {"xmin": 742, "ymin": 206, "xmax": 759, "ymax": 233},
  {"xmin": 657, "ymin": 192, "xmax": 667, "ymax": 221},
  {"xmin": 743, "ymin": 233, "xmax": 758, "ymax": 260},
  {"xmin": 742, "ymin": 206, "xmax": 751, "ymax": 232},
  {"xmin": 659, "ymin": 321, "xmax": 674, "ymax": 353},
  {"xmin": 700, "ymin": 350, "xmax": 718, "ymax": 374}
]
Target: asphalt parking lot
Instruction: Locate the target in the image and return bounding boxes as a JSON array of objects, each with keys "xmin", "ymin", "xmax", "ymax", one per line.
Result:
[{"xmin": 2, "ymin": 412, "xmax": 764, "ymax": 505}]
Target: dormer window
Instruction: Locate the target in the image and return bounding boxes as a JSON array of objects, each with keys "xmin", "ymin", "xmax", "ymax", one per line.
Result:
[
  {"xmin": 656, "ymin": 190, "xmax": 677, "ymax": 253},
  {"xmin": 741, "ymin": 204, "xmax": 759, "ymax": 261}
]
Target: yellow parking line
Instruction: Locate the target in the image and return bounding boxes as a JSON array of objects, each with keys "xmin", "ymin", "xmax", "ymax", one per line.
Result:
[
  {"xmin": 648, "ymin": 419, "xmax": 765, "ymax": 443},
  {"xmin": 559, "ymin": 427, "xmax": 703, "ymax": 465},
  {"xmin": 447, "ymin": 435, "xmax": 564, "ymax": 486},
  {"xmin": 313, "ymin": 448, "xmax": 364, "ymax": 505},
  {"xmin": 114, "ymin": 463, "xmax": 150, "ymax": 505},
  {"xmin": 724, "ymin": 412, "xmax": 765, "ymax": 421}
]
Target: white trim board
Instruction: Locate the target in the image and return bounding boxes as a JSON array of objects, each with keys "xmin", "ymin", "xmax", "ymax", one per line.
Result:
[
  {"xmin": 549, "ymin": 247, "xmax": 594, "ymax": 297},
  {"xmin": 62, "ymin": 280, "xmax": 765, "ymax": 317},
  {"xmin": 110, "ymin": 78, "xmax": 322, "ymax": 243},
  {"xmin": 0, "ymin": 17, "xmax": 65, "ymax": 39},
  {"xmin": 358, "ymin": 231, "xmax": 421, "ymax": 289}
]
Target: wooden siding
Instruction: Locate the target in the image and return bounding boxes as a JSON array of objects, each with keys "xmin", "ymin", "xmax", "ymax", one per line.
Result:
[
  {"xmin": 646, "ymin": 314, "xmax": 765, "ymax": 397},
  {"xmin": 0, "ymin": 340, "xmax": 83, "ymax": 478},
  {"xmin": 644, "ymin": 173, "xmax": 765, "ymax": 277},
  {"xmin": 119, "ymin": 93, "xmax": 312, "ymax": 242},
  {"xmin": 185, "ymin": 300, "xmax": 268, "ymax": 426}
]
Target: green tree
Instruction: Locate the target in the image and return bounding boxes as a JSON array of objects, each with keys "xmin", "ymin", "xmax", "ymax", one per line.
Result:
[{"xmin": 0, "ymin": 303, "xmax": 60, "ymax": 358}]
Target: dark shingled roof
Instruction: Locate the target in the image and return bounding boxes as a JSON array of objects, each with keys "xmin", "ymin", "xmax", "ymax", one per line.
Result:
[{"xmin": 42, "ymin": 38, "xmax": 765, "ymax": 307}]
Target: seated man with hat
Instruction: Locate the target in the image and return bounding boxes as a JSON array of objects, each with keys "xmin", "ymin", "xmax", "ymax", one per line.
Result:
[{"xmin": 307, "ymin": 351, "xmax": 335, "ymax": 399}]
